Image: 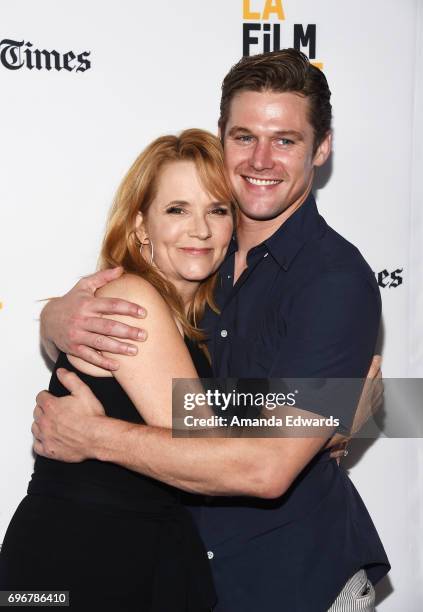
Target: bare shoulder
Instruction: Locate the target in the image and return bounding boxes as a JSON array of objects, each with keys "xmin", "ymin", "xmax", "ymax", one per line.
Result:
[
  {"xmin": 96, "ymin": 273, "xmax": 164, "ymax": 304},
  {"xmin": 96, "ymin": 273, "xmax": 174, "ymax": 322},
  {"xmin": 67, "ymin": 275, "xmax": 181, "ymax": 377}
]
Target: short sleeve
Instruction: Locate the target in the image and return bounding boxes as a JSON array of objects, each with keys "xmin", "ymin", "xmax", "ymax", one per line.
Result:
[{"xmin": 268, "ymin": 270, "xmax": 381, "ymax": 431}]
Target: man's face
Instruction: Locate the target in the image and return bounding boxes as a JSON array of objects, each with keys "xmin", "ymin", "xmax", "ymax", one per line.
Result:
[{"xmin": 222, "ymin": 90, "xmax": 331, "ymax": 221}]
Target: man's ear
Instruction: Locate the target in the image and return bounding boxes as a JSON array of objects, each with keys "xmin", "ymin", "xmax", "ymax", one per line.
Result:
[
  {"xmin": 217, "ymin": 124, "xmax": 225, "ymax": 147},
  {"xmin": 135, "ymin": 212, "xmax": 149, "ymax": 243},
  {"xmin": 313, "ymin": 131, "xmax": 332, "ymax": 168}
]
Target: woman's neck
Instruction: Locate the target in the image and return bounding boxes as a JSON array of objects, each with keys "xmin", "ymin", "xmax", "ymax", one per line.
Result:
[{"xmin": 173, "ymin": 279, "xmax": 200, "ymax": 314}]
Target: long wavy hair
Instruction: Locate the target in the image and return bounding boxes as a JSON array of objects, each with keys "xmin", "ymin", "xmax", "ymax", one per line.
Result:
[{"xmin": 98, "ymin": 129, "xmax": 235, "ymax": 343}]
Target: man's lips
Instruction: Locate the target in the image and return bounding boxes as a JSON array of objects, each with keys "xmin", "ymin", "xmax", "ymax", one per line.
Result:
[
  {"xmin": 242, "ymin": 175, "xmax": 283, "ymax": 187},
  {"xmin": 178, "ymin": 247, "xmax": 213, "ymax": 256}
]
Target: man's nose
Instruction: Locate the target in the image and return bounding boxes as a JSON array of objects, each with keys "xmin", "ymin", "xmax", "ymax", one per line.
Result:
[
  {"xmin": 189, "ymin": 213, "xmax": 212, "ymax": 239},
  {"xmin": 249, "ymin": 141, "xmax": 274, "ymax": 171}
]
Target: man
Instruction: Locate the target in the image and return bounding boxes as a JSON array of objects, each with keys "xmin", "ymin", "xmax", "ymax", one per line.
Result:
[{"xmin": 34, "ymin": 50, "xmax": 389, "ymax": 610}]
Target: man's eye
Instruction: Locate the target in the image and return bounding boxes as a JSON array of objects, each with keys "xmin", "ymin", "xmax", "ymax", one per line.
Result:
[
  {"xmin": 236, "ymin": 135, "xmax": 253, "ymax": 143},
  {"xmin": 277, "ymin": 138, "xmax": 294, "ymax": 146},
  {"xmin": 166, "ymin": 206, "xmax": 185, "ymax": 214}
]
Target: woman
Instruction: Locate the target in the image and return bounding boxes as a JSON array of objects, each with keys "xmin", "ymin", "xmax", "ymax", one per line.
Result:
[{"xmin": 0, "ymin": 129, "xmax": 235, "ymax": 610}]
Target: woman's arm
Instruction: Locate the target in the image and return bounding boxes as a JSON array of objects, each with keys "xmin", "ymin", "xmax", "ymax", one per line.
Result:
[{"xmin": 86, "ymin": 273, "xmax": 203, "ymax": 428}]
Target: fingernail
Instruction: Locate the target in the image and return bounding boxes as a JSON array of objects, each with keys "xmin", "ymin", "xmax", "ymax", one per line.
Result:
[
  {"xmin": 138, "ymin": 308, "xmax": 146, "ymax": 318},
  {"xmin": 128, "ymin": 346, "xmax": 138, "ymax": 355},
  {"xmin": 137, "ymin": 330, "xmax": 146, "ymax": 340}
]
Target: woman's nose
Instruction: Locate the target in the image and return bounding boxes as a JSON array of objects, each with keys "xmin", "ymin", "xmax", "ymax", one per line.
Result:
[{"xmin": 189, "ymin": 214, "xmax": 212, "ymax": 239}]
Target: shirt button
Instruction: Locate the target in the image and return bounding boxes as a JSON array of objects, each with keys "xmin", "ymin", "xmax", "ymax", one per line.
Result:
[
  {"xmin": 227, "ymin": 274, "xmax": 232, "ymax": 279},
  {"xmin": 207, "ymin": 551, "xmax": 214, "ymax": 560},
  {"xmin": 263, "ymin": 252, "xmax": 269, "ymax": 258},
  {"xmin": 220, "ymin": 329, "xmax": 228, "ymax": 338}
]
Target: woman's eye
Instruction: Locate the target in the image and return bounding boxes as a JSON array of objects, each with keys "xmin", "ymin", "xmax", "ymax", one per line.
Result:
[
  {"xmin": 210, "ymin": 207, "xmax": 229, "ymax": 216},
  {"xmin": 166, "ymin": 206, "xmax": 185, "ymax": 214}
]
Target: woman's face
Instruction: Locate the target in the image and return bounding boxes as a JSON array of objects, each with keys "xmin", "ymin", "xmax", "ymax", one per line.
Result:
[{"xmin": 137, "ymin": 160, "xmax": 233, "ymax": 297}]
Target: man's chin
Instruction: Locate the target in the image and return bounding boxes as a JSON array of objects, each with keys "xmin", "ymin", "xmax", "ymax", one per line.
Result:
[{"xmin": 238, "ymin": 201, "xmax": 288, "ymax": 221}]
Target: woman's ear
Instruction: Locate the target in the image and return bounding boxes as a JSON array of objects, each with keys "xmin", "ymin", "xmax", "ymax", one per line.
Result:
[{"xmin": 135, "ymin": 212, "xmax": 149, "ymax": 244}]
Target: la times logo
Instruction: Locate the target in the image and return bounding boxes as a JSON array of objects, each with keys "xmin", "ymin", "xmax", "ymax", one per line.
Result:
[
  {"xmin": 375, "ymin": 268, "xmax": 403, "ymax": 289},
  {"xmin": 0, "ymin": 38, "xmax": 91, "ymax": 72}
]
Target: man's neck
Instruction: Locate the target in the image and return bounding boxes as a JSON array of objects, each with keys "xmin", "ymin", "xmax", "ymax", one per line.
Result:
[{"xmin": 236, "ymin": 189, "xmax": 312, "ymax": 255}]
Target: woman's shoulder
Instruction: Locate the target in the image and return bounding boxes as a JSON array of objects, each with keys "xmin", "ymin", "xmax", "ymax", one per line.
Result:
[
  {"xmin": 68, "ymin": 274, "xmax": 180, "ymax": 377},
  {"xmin": 96, "ymin": 273, "xmax": 171, "ymax": 313}
]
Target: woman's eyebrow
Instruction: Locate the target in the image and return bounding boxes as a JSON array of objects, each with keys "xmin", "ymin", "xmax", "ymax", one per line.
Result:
[{"xmin": 166, "ymin": 200, "xmax": 191, "ymax": 206}]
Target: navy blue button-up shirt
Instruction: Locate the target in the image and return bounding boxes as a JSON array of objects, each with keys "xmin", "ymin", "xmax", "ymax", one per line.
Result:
[{"xmin": 189, "ymin": 194, "xmax": 390, "ymax": 612}]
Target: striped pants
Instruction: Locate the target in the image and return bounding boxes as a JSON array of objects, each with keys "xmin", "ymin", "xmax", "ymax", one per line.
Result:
[{"xmin": 327, "ymin": 570, "xmax": 375, "ymax": 611}]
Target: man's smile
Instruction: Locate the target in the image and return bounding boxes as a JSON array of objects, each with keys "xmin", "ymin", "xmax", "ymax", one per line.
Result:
[{"xmin": 242, "ymin": 176, "xmax": 283, "ymax": 186}]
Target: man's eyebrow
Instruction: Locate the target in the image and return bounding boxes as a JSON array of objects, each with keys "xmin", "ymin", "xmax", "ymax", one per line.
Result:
[
  {"xmin": 227, "ymin": 126, "xmax": 304, "ymax": 140},
  {"xmin": 274, "ymin": 130, "xmax": 304, "ymax": 140},
  {"xmin": 227, "ymin": 126, "xmax": 252, "ymax": 137}
]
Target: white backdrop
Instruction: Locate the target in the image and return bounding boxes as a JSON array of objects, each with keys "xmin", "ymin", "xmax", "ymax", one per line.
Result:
[{"xmin": 0, "ymin": 1, "xmax": 422, "ymax": 609}]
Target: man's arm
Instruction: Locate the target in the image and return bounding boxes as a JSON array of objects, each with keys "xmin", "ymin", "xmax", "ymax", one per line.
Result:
[
  {"xmin": 40, "ymin": 298, "xmax": 61, "ymax": 362},
  {"xmin": 40, "ymin": 267, "xmax": 146, "ymax": 370},
  {"xmin": 35, "ymin": 273, "xmax": 336, "ymax": 497},
  {"xmin": 33, "ymin": 353, "xmax": 381, "ymax": 499},
  {"xmin": 92, "ymin": 419, "xmax": 332, "ymax": 499},
  {"xmin": 34, "ymin": 270, "xmax": 382, "ymax": 498},
  {"xmin": 33, "ymin": 370, "xmax": 332, "ymax": 499}
]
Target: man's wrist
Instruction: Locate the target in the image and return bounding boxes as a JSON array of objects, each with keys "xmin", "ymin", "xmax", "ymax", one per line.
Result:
[{"xmin": 91, "ymin": 416, "xmax": 141, "ymax": 463}]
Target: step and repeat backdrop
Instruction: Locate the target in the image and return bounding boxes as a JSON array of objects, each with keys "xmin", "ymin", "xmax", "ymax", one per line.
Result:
[{"xmin": 1, "ymin": 1, "xmax": 422, "ymax": 609}]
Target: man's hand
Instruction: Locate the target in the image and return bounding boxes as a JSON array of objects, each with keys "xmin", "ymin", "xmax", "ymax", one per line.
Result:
[
  {"xmin": 326, "ymin": 355, "xmax": 383, "ymax": 462},
  {"xmin": 350, "ymin": 355, "xmax": 383, "ymax": 435},
  {"xmin": 40, "ymin": 267, "xmax": 147, "ymax": 370},
  {"xmin": 32, "ymin": 368, "xmax": 107, "ymax": 462}
]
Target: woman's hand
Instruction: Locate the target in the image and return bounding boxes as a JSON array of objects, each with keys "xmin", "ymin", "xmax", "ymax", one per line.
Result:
[{"xmin": 40, "ymin": 267, "xmax": 147, "ymax": 370}]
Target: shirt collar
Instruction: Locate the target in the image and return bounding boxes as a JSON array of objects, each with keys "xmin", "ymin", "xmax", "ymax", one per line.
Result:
[
  {"xmin": 226, "ymin": 193, "xmax": 325, "ymax": 269},
  {"xmin": 264, "ymin": 193, "xmax": 326, "ymax": 270},
  {"xmin": 226, "ymin": 233, "xmax": 238, "ymax": 257}
]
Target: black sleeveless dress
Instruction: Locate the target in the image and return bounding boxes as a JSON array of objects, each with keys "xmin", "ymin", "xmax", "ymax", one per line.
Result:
[{"xmin": 0, "ymin": 340, "xmax": 216, "ymax": 611}]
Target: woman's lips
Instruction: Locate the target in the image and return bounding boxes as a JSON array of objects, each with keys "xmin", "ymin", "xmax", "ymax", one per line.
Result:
[{"xmin": 179, "ymin": 247, "xmax": 213, "ymax": 255}]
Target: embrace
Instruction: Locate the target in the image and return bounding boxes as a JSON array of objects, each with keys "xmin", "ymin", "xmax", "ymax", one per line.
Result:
[{"xmin": 0, "ymin": 49, "xmax": 390, "ymax": 611}]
